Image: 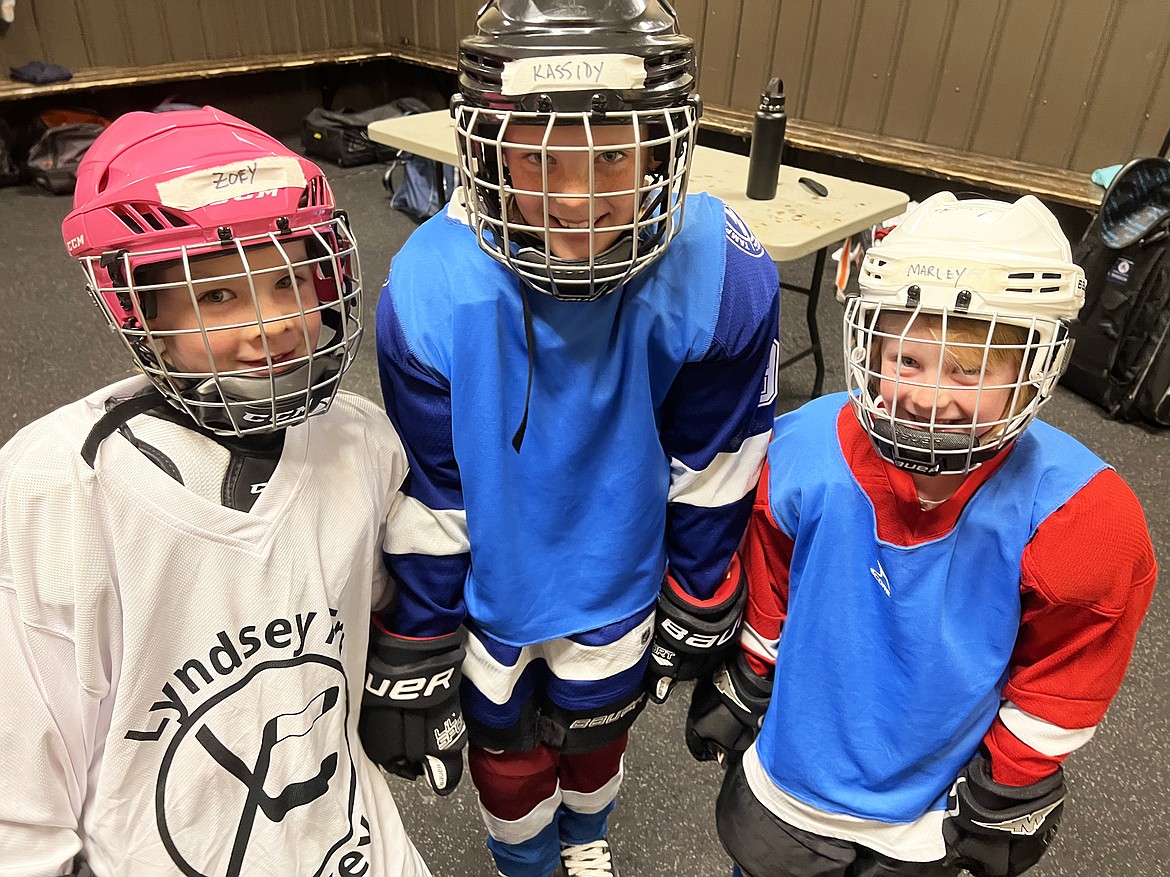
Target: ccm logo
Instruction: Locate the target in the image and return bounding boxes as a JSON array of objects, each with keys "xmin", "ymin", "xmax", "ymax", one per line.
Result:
[
  {"xmin": 659, "ymin": 618, "xmax": 738, "ymax": 650},
  {"xmin": 366, "ymin": 668, "xmax": 455, "ymax": 701}
]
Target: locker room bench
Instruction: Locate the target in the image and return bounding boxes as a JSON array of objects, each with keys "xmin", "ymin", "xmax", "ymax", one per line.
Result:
[
  {"xmin": 0, "ymin": 47, "xmax": 430, "ymax": 107},
  {"xmin": 701, "ymin": 105, "xmax": 1105, "ymax": 211}
]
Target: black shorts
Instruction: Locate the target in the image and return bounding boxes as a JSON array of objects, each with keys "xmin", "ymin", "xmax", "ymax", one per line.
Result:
[{"xmin": 716, "ymin": 758, "xmax": 961, "ymax": 877}]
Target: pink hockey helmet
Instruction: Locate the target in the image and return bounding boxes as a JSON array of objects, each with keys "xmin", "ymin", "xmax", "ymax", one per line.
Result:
[{"xmin": 62, "ymin": 106, "xmax": 363, "ymax": 435}]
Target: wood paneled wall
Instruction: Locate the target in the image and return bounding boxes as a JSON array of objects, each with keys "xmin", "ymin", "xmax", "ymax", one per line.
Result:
[
  {"xmin": 1, "ymin": 0, "xmax": 1166, "ymax": 174},
  {"xmin": 0, "ymin": 0, "xmax": 483, "ymax": 69},
  {"xmin": 672, "ymin": 0, "xmax": 1169, "ymax": 173}
]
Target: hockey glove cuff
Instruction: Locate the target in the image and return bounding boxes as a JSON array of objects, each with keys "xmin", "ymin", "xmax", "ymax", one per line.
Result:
[
  {"xmin": 359, "ymin": 627, "xmax": 468, "ymax": 796},
  {"xmin": 943, "ymin": 754, "xmax": 1065, "ymax": 877},
  {"xmin": 686, "ymin": 651, "xmax": 773, "ymax": 764},
  {"xmin": 647, "ymin": 555, "xmax": 747, "ymax": 704}
]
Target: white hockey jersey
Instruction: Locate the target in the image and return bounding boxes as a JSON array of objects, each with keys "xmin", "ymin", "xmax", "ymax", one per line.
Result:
[{"xmin": 0, "ymin": 377, "xmax": 431, "ymax": 877}]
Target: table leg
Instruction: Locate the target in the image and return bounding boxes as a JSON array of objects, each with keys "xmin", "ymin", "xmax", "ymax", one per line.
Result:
[
  {"xmin": 806, "ymin": 247, "xmax": 827, "ymax": 398},
  {"xmin": 777, "ymin": 245, "xmax": 829, "ymax": 399}
]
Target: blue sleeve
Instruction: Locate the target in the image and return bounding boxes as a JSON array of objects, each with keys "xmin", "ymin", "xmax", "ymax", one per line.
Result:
[
  {"xmin": 376, "ymin": 272, "xmax": 469, "ymax": 637},
  {"xmin": 660, "ymin": 225, "xmax": 781, "ymax": 600}
]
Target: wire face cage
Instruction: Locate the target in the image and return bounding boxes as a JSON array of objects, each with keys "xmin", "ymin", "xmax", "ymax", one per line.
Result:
[
  {"xmin": 453, "ymin": 100, "xmax": 699, "ymax": 300},
  {"xmin": 842, "ymin": 296, "xmax": 1073, "ymax": 475},
  {"xmin": 79, "ymin": 215, "xmax": 363, "ymax": 435}
]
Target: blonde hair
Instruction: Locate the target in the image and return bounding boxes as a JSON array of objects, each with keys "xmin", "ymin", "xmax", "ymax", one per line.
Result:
[{"xmin": 872, "ymin": 311, "xmax": 1037, "ymax": 429}]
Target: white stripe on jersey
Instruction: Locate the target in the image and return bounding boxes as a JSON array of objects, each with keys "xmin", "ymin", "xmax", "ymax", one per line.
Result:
[
  {"xmin": 739, "ymin": 621, "xmax": 779, "ymax": 666},
  {"xmin": 743, "ymin": 745, "xmax": 946, "ymax": 863},
  {"xmin": 478, "ymin": 785, "xmax": 562, "ymax": 844},
  {"xmin": 383, "ymin": 495, "xmax": 469, "ymax": 556},
  {"xmin": 999, "ymin": 701, "xmax": 1097, "ymax": 756},
  {"xmin": 667, "ymin": 430, "xmax": 771, "ymax": 507},
  {"xmin": 464, "ymin": 613, "xmax": 654, "ymax": 706}
]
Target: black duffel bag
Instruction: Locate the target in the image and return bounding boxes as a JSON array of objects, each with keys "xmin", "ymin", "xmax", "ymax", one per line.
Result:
[
  {"xmin": 301, "ymin": 97, "xmax": 431, "ymax": 168},
  {"xmin": 1063, "ymin": 156, "xmax": 1170, "ymax": 427}
]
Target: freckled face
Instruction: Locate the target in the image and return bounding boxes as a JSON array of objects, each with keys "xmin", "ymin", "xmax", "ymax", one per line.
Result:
[
  {"xmin": 150, "ymin": 240, "xmax": 321, "ymax": 376},
  {"xmin": 501, "ymin": 123, "xmax": 654, "ymax": 261}
]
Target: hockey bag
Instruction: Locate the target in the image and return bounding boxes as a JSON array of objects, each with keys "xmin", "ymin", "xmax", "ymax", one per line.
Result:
[
  {"xmin": 0, "ymin": 123, "xmax": 20, "ymax": 187},
  {"xmin": 25, "ymin": 109, "xmax": 111, "ymax": 195},
  {"xmin": 1062, "ymin": 156, "xmax": 1170, "ymax": 426},
  {"xmin": 383, "ymin": 153, "xmax": 456, "ymax": 223},
  {"xmin": 301, "ymin": 97, "xmax": 431, "ymax": 168}
]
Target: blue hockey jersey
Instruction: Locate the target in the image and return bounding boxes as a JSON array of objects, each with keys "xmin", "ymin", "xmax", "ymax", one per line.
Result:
[
  {"xmin": 376, "ymin": 192, "xmax": 779, "ymax": 645},
  {"xmin": 756, "ymin": 393, "xmax": 1108, "ymax": 823}
]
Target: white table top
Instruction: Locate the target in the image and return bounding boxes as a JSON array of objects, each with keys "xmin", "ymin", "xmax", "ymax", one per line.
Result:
[{"xmin": 368, "ymin": 111, "xmax": 908, "ymax": 262}]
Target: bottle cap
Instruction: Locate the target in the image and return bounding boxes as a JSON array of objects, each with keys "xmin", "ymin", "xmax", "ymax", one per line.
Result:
[{"xmin": 759, "ymin": 77, "xmax": 785, "ymax": 112}]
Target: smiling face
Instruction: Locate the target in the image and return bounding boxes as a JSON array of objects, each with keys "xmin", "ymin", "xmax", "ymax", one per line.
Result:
[
  {"xmin": 501, "ymin": 122, "xmax": 654, "ymax": 261},
  {"xmin": 875, "ymin": 312, "xmax": 1030, "ymax": 438},
  {"xmin": 149, "ymin": 239, "xmax": 321, "ymax": 377}
]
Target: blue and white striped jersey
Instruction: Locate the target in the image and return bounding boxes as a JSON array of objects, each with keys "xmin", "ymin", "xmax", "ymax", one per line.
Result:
[{"xmin": 376, "ymin": 192, "xmax": 780, "ymax": 646}]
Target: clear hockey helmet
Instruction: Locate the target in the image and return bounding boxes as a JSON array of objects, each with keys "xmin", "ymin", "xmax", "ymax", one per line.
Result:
[
  {"xmin": 842, "ymin": 192, "xmax": 1086, "ymax": 475},
  {"xmin": 61, "ymin": 106, "xmax": 362, "ymax": 435},
  {"xmin": 453, "ymin": 0, "xmax": 702, "ymax": 301}
]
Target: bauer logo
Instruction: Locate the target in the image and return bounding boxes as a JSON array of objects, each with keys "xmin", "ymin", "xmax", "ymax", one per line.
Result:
[
  {"xmin": 568, "ymin": 694, "xmax": 646, "ymax": 729},
  {"xmin": 725, "ymin": 207, "xmax": 766, "ymax": 258}
]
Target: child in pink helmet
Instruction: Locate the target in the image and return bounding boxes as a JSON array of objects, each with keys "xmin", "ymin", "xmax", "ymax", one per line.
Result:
[{"xmin": 0, "ymin": 107, "xmax": 435, "ymax": 877}]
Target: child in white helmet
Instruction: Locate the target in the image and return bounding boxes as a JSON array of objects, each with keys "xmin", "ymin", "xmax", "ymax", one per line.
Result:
[
  {"xmin": 686, "ymin": 192, "xmax": 1157, "ymax": 877},
  {"xmin": 0, "ymin": 107, "xmax": 434, "ymax": 877}
]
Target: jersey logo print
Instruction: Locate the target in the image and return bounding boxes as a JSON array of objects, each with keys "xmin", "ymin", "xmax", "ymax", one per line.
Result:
[
  {"xmin": 724, "ymin": 206, "xmax": 766, "ymax": 258},
  {"xmin": 195, "ymin": 687, "xmax": 339, "ymax": 873},
  {"xmin": 870, "ymin": 561, "xmax": 891, "ymax": 597},
  {"xmin": 148, "ymin": 651, "xmax": 372, "ymax": 877},
  {"xmin": 759, "ymin": 338, "xmax": 779, "ymax": 407}
]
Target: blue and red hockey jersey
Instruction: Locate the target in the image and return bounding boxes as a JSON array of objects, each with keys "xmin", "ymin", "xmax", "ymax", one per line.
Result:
[{"xmin": 738, "ymin": 394, "xmax": 1156, "ymax": 860}]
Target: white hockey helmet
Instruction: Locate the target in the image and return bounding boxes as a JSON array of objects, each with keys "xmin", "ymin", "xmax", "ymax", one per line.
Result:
[{"xmin": 843, "ymin": 192, "xmax": 1086, "ymax": 475}]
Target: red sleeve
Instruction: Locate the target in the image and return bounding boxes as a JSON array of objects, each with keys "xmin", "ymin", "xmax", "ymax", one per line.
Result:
[
  {"xmin": 983, "ymin": 468, "xmax": 1157, "ymax": 786},
  {"xmin": 739, "ymin": 461, "xmax": 793, "ymax": 676}
]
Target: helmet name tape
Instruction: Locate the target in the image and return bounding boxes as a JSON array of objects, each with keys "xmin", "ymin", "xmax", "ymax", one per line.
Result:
[
  {"xmin": 905, "ymin": 262, "xmax": 971, "ymax": 285},
  {"xmin": 156, "ymin": 155, "xmax": 308, "ymax": 211},
  {"xmin": 501, "ymin": 53, "xmax": 647, "ymax": 96}
]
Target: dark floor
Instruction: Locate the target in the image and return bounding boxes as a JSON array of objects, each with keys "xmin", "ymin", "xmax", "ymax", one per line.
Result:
[{"xmin": 1, "ymin": 152, "xmax": 1166, "ymax": 877}]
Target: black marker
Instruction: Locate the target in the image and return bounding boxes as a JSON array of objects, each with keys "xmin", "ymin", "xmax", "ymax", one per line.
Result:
[{"xmin": 798, "ymin": 176, "xmax": 828, "ymax": 197}]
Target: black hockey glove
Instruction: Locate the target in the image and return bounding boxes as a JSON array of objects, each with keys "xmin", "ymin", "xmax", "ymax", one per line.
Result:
[
  {"xmin": 646, "ymin": 559, "xmax": 747, "ymax": 704},
  {"xmin": 942, "ymin": 754, "xmax": 1065, "ymax": 877},
  {"xmin": 359, "ymin": 627, "xmax": 468, "ymax": 796},
  {"xmin": 686, "ymin": 651, "xmax": 773, "ymax": 764}
]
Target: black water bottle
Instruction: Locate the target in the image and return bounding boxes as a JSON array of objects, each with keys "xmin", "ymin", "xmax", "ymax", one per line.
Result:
[{"xmin": 746, "ymin": 77, "xmax": 787, "ymax": 200}]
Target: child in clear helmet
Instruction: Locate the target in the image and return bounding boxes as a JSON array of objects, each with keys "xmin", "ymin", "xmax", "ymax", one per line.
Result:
[
  {"xmin": 686, "ymin": 192, "xmax": 1157, "ymax": 877},
  {"xmin": 0, "ymin": 107, "xmax": 433, "ymax": 877}
]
